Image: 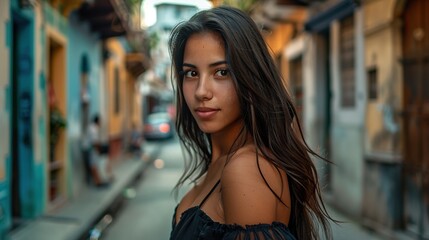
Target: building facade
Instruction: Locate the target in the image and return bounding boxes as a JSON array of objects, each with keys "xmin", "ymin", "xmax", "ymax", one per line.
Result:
[
  {"xmin": 141, "ymin": 3, "xmax": 200, "ymax": 117},
  {"xmin": 0, "ymin": 0, "xmax": 149, "ymax": 236},
  {"xmin": 251, "ymin": 0, "xmax": 428, "ymax": 238},
  {"xmin": 362, "ymin": 0, "xmax": 428, "ymax": 238}
]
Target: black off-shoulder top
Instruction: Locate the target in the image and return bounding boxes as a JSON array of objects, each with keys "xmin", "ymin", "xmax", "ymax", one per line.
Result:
[{"xmin": 170, "ymin": 180, "xmax": 296, "ymax": 240}]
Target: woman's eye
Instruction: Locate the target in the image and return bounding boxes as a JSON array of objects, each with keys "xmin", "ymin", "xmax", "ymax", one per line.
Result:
[
  {"xmin": 184, "ymin": 70, "xmax": 198, "ymax": 78},
  {"xmin": 215, "ymin": 69, "xmax": 229, "ymax": 77}
]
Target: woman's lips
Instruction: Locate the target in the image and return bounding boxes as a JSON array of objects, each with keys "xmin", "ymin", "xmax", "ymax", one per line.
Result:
[{"xmin": 195, "ymin": 107, "xmax": 219, "ymax": 119}]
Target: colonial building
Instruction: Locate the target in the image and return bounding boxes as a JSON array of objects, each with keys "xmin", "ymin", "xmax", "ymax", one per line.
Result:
[
  {"xmin": 250, "ymin": 0, "xmax": 428, "ymax": 239},
  {"xmin": 0, "ymin": 0, "xmax": 149, "ymax": 236}
]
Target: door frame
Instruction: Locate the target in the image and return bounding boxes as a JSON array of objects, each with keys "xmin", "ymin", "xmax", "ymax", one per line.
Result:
[
  {"xmin": 10, "ymin": 9, "xmax": 35, "ymax": 222},
  {"xmin": 45, "ymin": 26, "xmax": 68, "ymax": 210}
]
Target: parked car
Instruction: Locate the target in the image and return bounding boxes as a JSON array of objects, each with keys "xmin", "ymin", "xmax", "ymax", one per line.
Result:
[
  {"xmin": 143, "ymin": 112, "xmax": 174, "ymax": 140},
  {"xmin": 153, "ymin": 104, "xmax": 176, "ymax": 122}
]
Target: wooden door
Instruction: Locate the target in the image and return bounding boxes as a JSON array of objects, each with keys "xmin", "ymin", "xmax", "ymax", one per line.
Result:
[{"xmin": 401, "ymin": 0, "xmax": 429, "ymax": 238}]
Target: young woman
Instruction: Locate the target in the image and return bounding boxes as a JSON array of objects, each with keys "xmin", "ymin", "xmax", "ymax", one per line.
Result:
[{"xmin": 168, "ymin": 6, "xmax": 333, "ymax": 240}]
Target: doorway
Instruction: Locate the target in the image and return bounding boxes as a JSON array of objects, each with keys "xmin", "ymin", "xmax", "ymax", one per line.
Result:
[
  {"xmin": 401, "ymin": 0, "xmax": 429, "ymax": 238},
  {"xmin": 316, "ymin": 29, "xmax": 333, "ymax": 190},
  {"xmin": 46, "ymin": 33, "xmax": 67, "ymax": 208}
]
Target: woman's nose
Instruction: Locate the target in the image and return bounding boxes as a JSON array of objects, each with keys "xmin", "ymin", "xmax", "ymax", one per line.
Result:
[{"xmin": 195, "ymin": 75, "xmax": 213, "ymax": 100}]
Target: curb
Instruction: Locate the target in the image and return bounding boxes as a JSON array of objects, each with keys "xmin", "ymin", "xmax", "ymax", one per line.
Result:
[{"xmin": 8, "ymin": 155, "xmax": 152, "ymax": 240}]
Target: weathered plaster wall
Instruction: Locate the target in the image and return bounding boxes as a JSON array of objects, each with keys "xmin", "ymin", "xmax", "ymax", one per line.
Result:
[
  {"xmin": 67, "ymin": 12, "xmax": 103, "ymax": 196},
  {"xmin": 105, "ymin": 39, "xmax": 127, "ymax": 139},
  {"xmin": 361, "ymin": 0, "xmax": 404, "ymax": 230},
  {"xmin": 364, "ymin": 0, "xmax": 402, "ymax": 155},
  {"xmin": 0, "ymin": 0, "xmax": 11, "ymax": 234}
]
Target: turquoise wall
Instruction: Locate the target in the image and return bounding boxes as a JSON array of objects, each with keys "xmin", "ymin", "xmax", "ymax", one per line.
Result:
[
  {"xmin": 67, "ymin": 11, "xmax": 103, "ymax": 195},
  {"xmin": 0, "ymin": 0, "xmax": 39, "ymax": 234},
  {"xmin": 10, "ymin": 0, "xmax": 39, "ymax": 219},
  {"xmin": 2, "ymin": 0, "xmax": 72, "ymax": 225},
  {"xmin": 1, "ymin": 0, "xmax": 110, "ymax": 234},
  {"xmin": 68, "ymin": 12, "xmax": 102, "ymax": 130},
  {"xmin": 0, "ymin": 1, "xmax": 12, "ymax": 236}
]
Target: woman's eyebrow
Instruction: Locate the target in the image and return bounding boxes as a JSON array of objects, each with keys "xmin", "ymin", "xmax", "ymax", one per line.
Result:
[
  {"xmin": 182, "ymin": 61, "xmax": 227, "ymax": 68},
  {"xmin": 209, "ymin": 60, "xmax": 227, "ymax": 67},
  {"xmin": 183, "ymin": 63, "xmax": 196, "ymax": 68}
]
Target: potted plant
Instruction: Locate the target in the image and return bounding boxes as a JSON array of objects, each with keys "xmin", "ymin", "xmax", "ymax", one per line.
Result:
[{"xmin": 49, "ymin": 107, "xmax": 67, "ymax": 162}]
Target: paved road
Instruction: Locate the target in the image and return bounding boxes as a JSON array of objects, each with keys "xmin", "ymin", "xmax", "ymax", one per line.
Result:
[
  {"xmin": 327, "ymin": 205, "xmax": 383, "ymax": 240},
  {"xmin": 104, "ymin": 137, "xmax": 386, "ymax": 240},
  {"xmin": 104, "ymin": 137, "xmax": 186, "ymax": 240}
]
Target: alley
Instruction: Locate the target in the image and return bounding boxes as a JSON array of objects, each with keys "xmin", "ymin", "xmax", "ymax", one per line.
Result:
[
  {"xmin": 103, "ymin": 137, "xmax": 385, "ymax": 240},
  {"xmin": 1, "ymin": 0, "xmax": 428, "ymax": 239},
  {"xmin": 103, "ymin": 137, "xmax": 188, "ymax": 240}
]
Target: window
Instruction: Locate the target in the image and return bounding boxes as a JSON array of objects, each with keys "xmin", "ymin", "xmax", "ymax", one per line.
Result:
[
  {"xmin": 114, "ymin": 67, "xmax": 120, "ymax": 114},
  {"xmin": 80, "ymin": 54, "xmax": 90, "ymax": 130},
  {"xmin": 367, "ymin": 67, "xmax": 378, "ymax": 100},
  {"xmin": 340, "ymin": 15, "xmax": 355, "ymax": 108}
]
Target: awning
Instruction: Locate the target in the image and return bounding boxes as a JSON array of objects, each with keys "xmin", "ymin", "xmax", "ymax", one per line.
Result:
[{"xmin": 304, "ymin": 0, "xmax": 359, "ymax": 32}]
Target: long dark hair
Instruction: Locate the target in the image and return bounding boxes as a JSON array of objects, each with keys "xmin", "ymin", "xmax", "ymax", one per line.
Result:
[{"xmin": 169, "ymin": 6, "xmax": 333, "ymax": 240}]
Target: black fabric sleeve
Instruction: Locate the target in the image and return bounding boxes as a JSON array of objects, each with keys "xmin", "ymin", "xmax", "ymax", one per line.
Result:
[{"xmin": 205, "ymin": 222, "xmax": 296, "ymax": 240}]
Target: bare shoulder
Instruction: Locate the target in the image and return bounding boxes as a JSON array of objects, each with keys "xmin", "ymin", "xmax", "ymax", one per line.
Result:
[{"xmin": 221, "ymin": 145, "xmax": 290, "ymax": 225}]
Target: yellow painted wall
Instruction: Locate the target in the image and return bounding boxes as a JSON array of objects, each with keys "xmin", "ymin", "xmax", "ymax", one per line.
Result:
[
  {"xmin": 264, "ymin": 9, "xmax": 307, "ymax": 56},
  {"xmin": 364, "ymin": 0, "xmax": 403, "ymax": 155},
  {"xmin": 105, "ymin": 38, "xmax": 144, "ymax": 141},
  {"xmin": 265, "ymin": 24, "xmax": 294, "ymax": 57},
  {"xmin": 262, "ymin": 23, "xmax": 294, "ymax": 90},
  {"xmin": 45, "ymin": 25, "xmax": 68, "ymax": 208},
  {"xmin": 364, "ymin": 0, "xmax": 396, "ymax": 31},
  {"xmin": 126, "ymin": 75, "xmax": 142, "ymax": 131},
  {"xmin": 105, "ymin": 39, "xmax": 127, "ymax": 139},
  {"xmin": 262, "ymin": 9, "xmax": 307, "ymax": 88}
]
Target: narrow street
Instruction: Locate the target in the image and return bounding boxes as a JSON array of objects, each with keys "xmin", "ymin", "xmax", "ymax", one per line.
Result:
[
  {"xmin": 1, "ymin": 1, "xmax": 427, "ymax": 239},
  {"xmin": 103, "ymin": 137, "xmax": 385, "ymax": 240},
  {"xmin": 103, "ymin": 137, "xmax": 187, "ymax": 240}
]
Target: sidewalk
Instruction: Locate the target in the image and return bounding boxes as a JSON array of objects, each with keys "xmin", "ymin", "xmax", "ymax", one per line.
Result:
[
  {"xmin": 325, "ymin": 201, "xmax": 415, "ymax": 240},
  {"xmin": 7, "ymin": 152, "xmax": 154, "ymax": 240},
  {"xmin": 326, "ymin": 204, "xmax": 384, "ymax": 240}
]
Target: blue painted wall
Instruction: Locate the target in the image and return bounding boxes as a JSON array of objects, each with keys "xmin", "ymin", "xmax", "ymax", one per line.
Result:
[
  {"xmin": 14, "ymin": 14, "xmax": 37, "ymax": 219},
  {"xmin": 0, "ymin": 0, "xmax": 38, "ymax": 234},
  {"xmin": 2, "ymin": 0, "xmax": 73, "ymax": 227},
  {"xmin": 68, "ymin": 12, "xmax": 102, "ymax": 126},
  {"xmin": 67, "ymin": 11, "xmax": 103, "ymax": 195},
  {"xmin": 0, "ymin": 0, "xmax": 115, "ymax": 235}
]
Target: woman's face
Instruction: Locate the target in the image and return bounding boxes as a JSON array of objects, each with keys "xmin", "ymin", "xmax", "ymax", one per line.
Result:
[{"xmin": 182, "ymin": 31, "xmax": 242, "ymax": 136}]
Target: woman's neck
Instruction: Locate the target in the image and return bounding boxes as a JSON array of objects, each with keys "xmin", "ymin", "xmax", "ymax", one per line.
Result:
[{"xmin": 210, "ymin": 125, "xmax": 252, "ymax": 162}]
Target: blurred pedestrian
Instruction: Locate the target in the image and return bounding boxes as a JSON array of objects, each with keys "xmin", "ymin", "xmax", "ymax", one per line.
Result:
[
  {"xmin": 81, "ymin": 125, "xmax": 92, "ymax": 185},
  {"xmin": 86, "ymin": 114, "xmax": 112, "ymax": 187},
  {"xmin": 168, "ymin": 6, "xmax": 335, "ymax": 240}
]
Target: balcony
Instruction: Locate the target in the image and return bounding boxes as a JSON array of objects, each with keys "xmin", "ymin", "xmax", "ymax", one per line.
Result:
[{"xmin": 77, "ymin": 0, "xmax": 131, "ymax": 39}]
